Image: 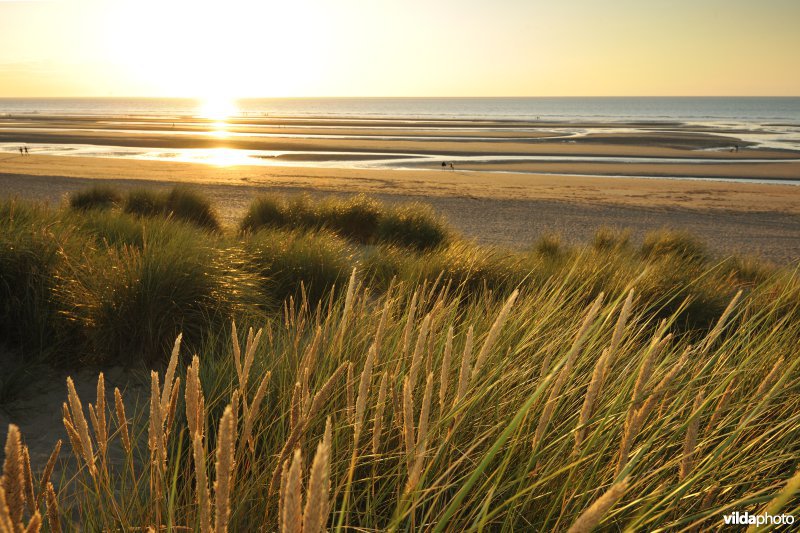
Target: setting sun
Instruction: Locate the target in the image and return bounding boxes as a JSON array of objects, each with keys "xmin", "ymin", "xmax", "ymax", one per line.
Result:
[{"xmin": 199, "ymin": 96, "xmax": 238, "ymax": 121}]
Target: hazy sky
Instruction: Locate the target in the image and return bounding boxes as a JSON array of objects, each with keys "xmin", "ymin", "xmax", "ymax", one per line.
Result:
[{"xmin": 0, "ymin": 0, "xmax": 798, "ymax": 97}]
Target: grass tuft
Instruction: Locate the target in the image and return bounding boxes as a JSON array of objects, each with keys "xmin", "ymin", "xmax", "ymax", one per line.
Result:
[
  {"xmin": 123, "ymin": 187, "xmax": 221, "ymax": 231},
  {"xmin": 641, "ymin": 228, "xmax": 708, "ymax": 263},
  {"xmin": 69, "ymin": 186, "xmax": 122, "ymax": 211},
  {"xmin": 240, "ymin": 194, "xmax": 451, "ymax": 250}
]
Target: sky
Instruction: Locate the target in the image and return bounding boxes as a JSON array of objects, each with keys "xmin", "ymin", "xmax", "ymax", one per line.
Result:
[{"xmin": 0, "ymin": 0, "xmax": 798, "ymax": 98}]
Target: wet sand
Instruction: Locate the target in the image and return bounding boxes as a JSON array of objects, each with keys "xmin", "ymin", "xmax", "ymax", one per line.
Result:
[
  {"xmin": 1, "ymin": 154, "xmax": 799, "ymax": 263},
  {"xmin": 3, "ymin": 114, "xmax": 800, "ymax": 162}
]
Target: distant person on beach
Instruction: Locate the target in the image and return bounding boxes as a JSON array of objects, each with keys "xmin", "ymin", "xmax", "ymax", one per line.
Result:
[
  {"xmin": 24, "ymin": 146, "xmax": 28, "ymax": 155},
  {"xmin": 449, "ymin": 162, "xmax": 455, "ymax": 171},
  {"xmin": 441, "ymin": 161, "xmax": 447, "ymax": 169},
  {"xmin": 18, "ymin": 147, "xmax": 23, "ymax": 155}
]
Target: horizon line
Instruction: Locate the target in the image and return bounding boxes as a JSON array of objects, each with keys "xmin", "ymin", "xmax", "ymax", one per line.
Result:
[{"xmin": 1, "ymin": 94, "xmax": 799, "ymax": 99}]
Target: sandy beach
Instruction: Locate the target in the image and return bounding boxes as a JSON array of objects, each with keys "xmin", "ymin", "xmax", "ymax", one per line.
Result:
[
  {"xmin": 1, "ymin": 153, "xmax": 799, "ymax": 263},
  {"xmin": 1, "ymin": 114, "xmax": 799, "ymax": 262}
]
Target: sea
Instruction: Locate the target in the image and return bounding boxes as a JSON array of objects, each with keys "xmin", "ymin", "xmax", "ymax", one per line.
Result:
[{"xmin": 1, "ymin": 96, "xmax": 799, "ymax": 124}]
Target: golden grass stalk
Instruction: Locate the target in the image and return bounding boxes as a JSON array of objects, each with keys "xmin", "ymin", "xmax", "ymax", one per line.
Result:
[
  {"xmin": 303, "ymin": 418, "xmax": 332, "ymax": 533},
  {"xmin": 2, "ymin": 424, "xmax": 25, "ymax": 527},
  {"xmin": 66, "ymin": 377, "xmax": 96, "ymax": 475},
  {"xmin": 21, "ymin": 446, "xmax": 34, "ymax": 516},
  {"xmin": 754, "ymin": 468, "xmax": 800, "ymax": 531},
  {"xmin": 616, "ymin": 343, "xmax": 687, "ymax": 476},
  {"xmin": 439, "ymin": 326, "xmax": 454, "ymax": 413},
  {"xmin": 161, "ymin": 334, "xmax": 181, "ymax": 416},
  {"xmin": 148, "ymin": 371, "xmax": 165, "ymax": 527},
  {"xmin": 192, "ymin": 432, "xmax": 211, "ymax": 533},
  {"xmin": 299, "ymin": 326, "xmax": 322, "ymax": 379},
  {"xmin": 575, "ymin": 348, "xmax": 610, "ymax": 452},
  {"xmin": 702, "ymin": 289, "xmax": 742, "ymax": 353},
  {"xmin": 635, "ymin": 346, "xmax": 690, "ymax": 425},
  {"xmin": 426, "ymin": 300, "xmax": 444, "ymax": 374},
  {"xmin": 22, "ymin": 511, "xmax": 40, "ymax": 533},
  {"xmin": 630, "ymin": 334, "xmax": 665, "ymax": 413},
  {"xmin": 239, "ymin": 371, "xmax": 272, "ymax": 456},
  {"xmin": 400, "ymin": 290, "xmax": 419, "ymax": 362},
  {"xmin": 232, "ymin": 321, "xmax": 242, "ymax": 385},
  {"xmin": 289, "ymin": 382, "xmax": 301, "ymax": 433},
  {"xmin": 300, "ymin": 367, "xmax": 310, "ymax": 414},
  {"xmin": 240, "ymin": 328, "xmax": 263, "ymax": 393},
  {"xmin": 113, "ymin": 388, "xmax": 131, "ymax": 458},
  {"xmin": 708, "ymin": 379, "xmax": 736, "ymax": 430},
  {"xmin": 755, "ymin": 357, "xmax": 784, "ymax": 397},
  {"xmin": 679, "ymin": 389, "xmax": 705, "ymax": 482},
  {"xmin": 408, "ymin": 314, "xmax": 432, "ymax": 390},
  {"xmin": 372, "ymin": 371, "xmax": 389, "ymax": 455},
  {"xmin": 44, "ymin": 483, "xmax": 60, "ymax": 533},
  {"xmin": 93, "ymin": 373, "xmax": 108, "ymax": 463},
  {"xmin": 281, "ymin": 449, "xmax": 303, "ymax": 533},
  {"xmin": 269, "ymin": 362, "xmax": 348, "ymax": 496},
  {"xmin": 354, "ymin": 344, "xmax": 377, "ymax": 445},
  {"xmin": 346, "ymin": 362, "xmax": 355, "ymax": 425},
  {"xmin": 416, "ymin": 373, "xmax": 434, "ymax": 451},
  {"xmin": 186, "ymin": 355, "xmax": 204, "ymax": 439},
  {"xmin": 36, "ymin": 440, "xmax": 61, "ymax": 509},
  {"xmin": 566, "ymin": 477, "xmax": 629, "ymax": 533},
  {"xmin": 61, "ymin": 415, "xmax": 82, "ymax": 461},
  {"xmin": 621, "ymin": 332, "xmax": 672, "ymax": 444},
  {"xmin": 391, "ymin": 377, "xmax": 403, "ymax": 431},
  {"xmin": 0, "ymin": 485, "xmax": 14, "ymax": 533},
  {"xmin": 533, "ymin": 294, "xmax": 604, "ymax": 448},
  {"xmin": 402, "ymin": 376, "xmax": 415, "ymax": 470},
  {"xmin": 373, "ymin": 295, "xmax": 392, "ymax": 359},
  {"xmin": 407, "ymin": 373, "xmax": 434, "ymax": 493},
  {"xmin": 213, "ymin": 405, "xmax": 237, "ymax": 533},
  {"xmin": 609, "ymin": 289, "xmax": 635, "ymax": 356},
  {"xmin": 471, "ymin": 289, "xmax": 519, "ymax": 382},
  {"xmin": 343, "ymin": 267, "xmax": 357, "ymax": 318},
  {"xmin": 148, "ymin": 371, "xmax": 165, "ymax": 471},
  {"xmin": 165, "ymin": 377, "xmax": 181, "ymax": 441},
  {"xmin": 333, "ymin": 267, "xmax": 358, "ymax": 352},
  {"xmin": 278, "ymin": 459, "xmax": 289, "ymax": 532},
  {"xmin": 454, "ymin": 326, "xmax": 474, "ymax": 408}
]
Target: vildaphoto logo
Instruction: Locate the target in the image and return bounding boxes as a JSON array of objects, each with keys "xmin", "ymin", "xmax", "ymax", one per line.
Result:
[{"xmin": 723, "ymin": 511, "xmax": 795, "ymax": 526}]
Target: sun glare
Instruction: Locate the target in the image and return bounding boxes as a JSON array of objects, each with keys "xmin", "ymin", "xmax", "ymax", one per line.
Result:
[
  {"xmin": 198, "ymin": 96, "xmax": 238, "ymax": 138},
  {"xmin": 199, "ymin": 96, "xmax": 238, "ymax": 121}
]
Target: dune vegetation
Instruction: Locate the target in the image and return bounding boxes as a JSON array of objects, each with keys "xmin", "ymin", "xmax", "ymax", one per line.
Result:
[{"xmin": 1, "ymin": 186, "xmax": 799, "ymax": 531}]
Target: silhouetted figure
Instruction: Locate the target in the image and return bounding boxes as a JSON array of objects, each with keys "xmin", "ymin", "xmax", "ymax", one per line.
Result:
[
  {"xmin": 23, "ymin": 146, "xmax": 28, "ymax": 155},
  {"xmin": 449, "ymin": 162, "xmax": 455, "ymax": 171},
  {"xmin": 441, "ymin": 161, "xmax": 447, "ymax": 169},
  {"xmin": 18, "ymin": 147, "xmax": 23, "ymax": 155}
]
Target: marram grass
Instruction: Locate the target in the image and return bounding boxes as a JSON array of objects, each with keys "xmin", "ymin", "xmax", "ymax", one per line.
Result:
[
  {"xmin": 2, "ymin": 191, "xmax": 800, "ymax": 530},
  {"xmin": 1, "ymin": 267, "xmax": 800, "ymax": 531}
]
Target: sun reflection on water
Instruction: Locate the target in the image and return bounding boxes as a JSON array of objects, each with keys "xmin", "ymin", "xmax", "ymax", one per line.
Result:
[
  {"xmin": 200, "ymin": 148, "xmax": 252, "ymax": 167},
  {"xmin": 198, "ymin": 96, "xmax": 238, "ymax": 139},
  {"xmin": 211, "ymin": 122, "xmax": 229, "ymax": 138}
]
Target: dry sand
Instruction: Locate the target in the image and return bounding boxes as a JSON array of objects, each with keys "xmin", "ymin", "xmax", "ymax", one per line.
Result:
[{"xmin": 1, "ymin": 154, "xmax": 799, "ymax": 263}]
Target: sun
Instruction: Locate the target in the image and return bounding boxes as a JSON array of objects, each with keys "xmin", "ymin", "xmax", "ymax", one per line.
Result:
[{"xmin": 198, "ymin": 96, "xmax": 238, "ymax": 122}]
